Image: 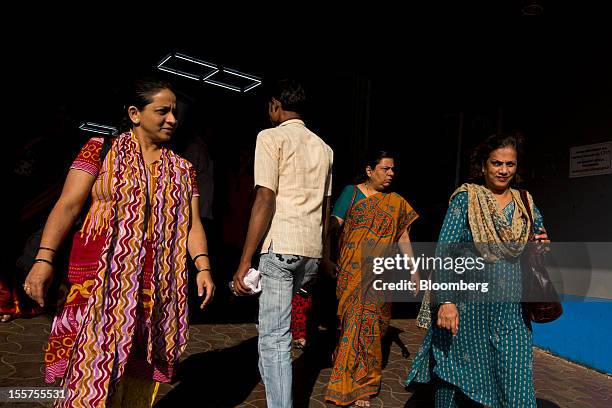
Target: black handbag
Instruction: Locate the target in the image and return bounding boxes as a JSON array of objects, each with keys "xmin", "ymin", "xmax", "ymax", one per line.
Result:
[{"xmin": 519, "ymin": 190, "xmax": 563, "ymax": 323}]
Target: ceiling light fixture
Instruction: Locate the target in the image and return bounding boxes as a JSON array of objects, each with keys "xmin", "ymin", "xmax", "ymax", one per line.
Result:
[
  {"xmin": 156, "ymin": 52, "xmax": 262, "ymax": 93},
  {"xmin": 78, "ymin": 122, "xmax": 118, "ymax": 136}
]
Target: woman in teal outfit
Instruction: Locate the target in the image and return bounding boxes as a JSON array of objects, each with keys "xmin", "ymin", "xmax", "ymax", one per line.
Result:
[{"xmin": 406, "ymin": 133, "xmax": 550, "ymax": 407}]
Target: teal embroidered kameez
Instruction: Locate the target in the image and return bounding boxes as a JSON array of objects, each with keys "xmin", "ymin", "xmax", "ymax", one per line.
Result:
[{"xmin": 406, "ymin": 192, "xmax": 544, "ymax": 407}]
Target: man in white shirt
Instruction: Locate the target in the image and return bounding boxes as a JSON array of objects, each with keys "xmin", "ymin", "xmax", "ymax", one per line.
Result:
[{"xmin": 233, "ymin": 79, "xmax": 333, "ymax": 408}]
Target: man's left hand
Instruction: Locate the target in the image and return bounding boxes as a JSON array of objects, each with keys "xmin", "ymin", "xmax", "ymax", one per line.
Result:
[{"xmin": 233, "ymin": 261, "xmax": 252, "ymax": 295}]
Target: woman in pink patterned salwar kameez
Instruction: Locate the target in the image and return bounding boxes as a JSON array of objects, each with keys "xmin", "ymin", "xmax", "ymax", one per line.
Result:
[{"xmin": 24, "ymin": 77, "xmax": 215, "ymax": 407}]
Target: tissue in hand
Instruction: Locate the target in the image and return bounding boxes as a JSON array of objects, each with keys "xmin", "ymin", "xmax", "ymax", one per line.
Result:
[
  {"xmin": 243, "ymin": 268, "xmax": 262, "ymax": 294},
  {"xmin": 229, "ymin": 268, "xmax": 262, "ymax": 295}
]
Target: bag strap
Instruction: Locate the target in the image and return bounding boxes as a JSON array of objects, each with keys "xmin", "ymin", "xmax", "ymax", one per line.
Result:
[{"xmin": 100, "ymin": 135, "xmax": 113, "ymax": 163}]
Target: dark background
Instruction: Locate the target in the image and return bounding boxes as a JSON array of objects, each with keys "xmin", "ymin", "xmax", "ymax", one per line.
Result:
[{"xmin": 7, "ymin": 8, "xmax": 612, "ymax": 319}]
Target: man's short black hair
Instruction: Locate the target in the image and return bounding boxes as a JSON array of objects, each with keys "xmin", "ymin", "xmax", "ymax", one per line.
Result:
[{"xmin": 267, "ymin": 79, "xmax": 306, "ymax": 114}]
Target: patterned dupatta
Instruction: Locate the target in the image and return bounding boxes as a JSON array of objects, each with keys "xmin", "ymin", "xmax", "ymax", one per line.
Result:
[
  {"xmin": 60, "ymin": 132, "xmax": 192, "ymax": 407},
  {"xmin": 335, "ymin": 191, "xmax": 418, "ymax": 313},
  {"xmin": 326, "ymin": 191, "xmax": 418, "ymax": 405},
  {"xmin": 451, "ymin": 183, "xmax": 533, "ymax": 262}
]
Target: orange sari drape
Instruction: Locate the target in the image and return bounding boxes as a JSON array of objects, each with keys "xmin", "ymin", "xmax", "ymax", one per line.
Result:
[{"xmin": 326, "ymin": 191, "xmax": 418, "ymax": 405}]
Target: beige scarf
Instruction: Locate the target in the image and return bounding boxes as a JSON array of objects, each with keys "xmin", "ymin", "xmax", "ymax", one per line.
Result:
[{"xmin": 451, "ymin": 183, "xmax": 534, "ymax": 262}]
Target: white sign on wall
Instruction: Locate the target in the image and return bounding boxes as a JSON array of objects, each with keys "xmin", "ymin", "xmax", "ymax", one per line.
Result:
[{"xmin": 569, "ymin": 142, "xmax": 612, "ymax": 178}]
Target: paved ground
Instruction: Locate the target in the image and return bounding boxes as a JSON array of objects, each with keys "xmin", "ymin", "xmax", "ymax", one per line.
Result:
[{"xmin": 1, "ymin": 312, "xmax": 610, "ymax": 407}]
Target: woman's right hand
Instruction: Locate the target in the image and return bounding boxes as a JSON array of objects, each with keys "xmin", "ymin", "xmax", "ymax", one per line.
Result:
[
  {"xmin": 197, "ymin": 269, "xmax": 215, "ymax": 310},
  {"xmin": 535, "ymin": 227, "xmax": 551, "ymax": 254},
  {"xmin": 437, "ymin": 303, "xmax": 459, "ymax": 336},
  {"xmin": 24, "ymin": 263, "xmax": 54, "ymax": 308}
]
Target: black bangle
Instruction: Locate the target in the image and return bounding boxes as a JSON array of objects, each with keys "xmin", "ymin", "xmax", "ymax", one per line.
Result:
[
  {"xmin": 38, "ymin": 247, "xmax": 57, "ymax": 253},
  {"xmin": 34, "ymin": 258, "xmax": 53, "ymax": 266},
  {"xmin": 193, "ymin": 253, "xmax": 209, "ymax": 263},
  {"xmin": 197, "ymin": 268, "xmax": 211, "ymax": 273}
]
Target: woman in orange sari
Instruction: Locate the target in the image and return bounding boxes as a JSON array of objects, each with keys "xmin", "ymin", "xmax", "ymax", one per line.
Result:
[{"xmin": 325, "ymin": 150, "xmax": 419, "ymax": 407}]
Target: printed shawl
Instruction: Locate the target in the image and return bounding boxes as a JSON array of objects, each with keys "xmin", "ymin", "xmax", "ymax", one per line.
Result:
[
  {"xmin": 60, "ymin": 132, "xmax": 193, "ymax": 407},
  {"xmin": 450, "ymin": 183, "xmax": 533, "ymax": 262}
]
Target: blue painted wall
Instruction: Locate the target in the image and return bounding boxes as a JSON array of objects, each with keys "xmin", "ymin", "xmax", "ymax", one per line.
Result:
[{"xmin": 532, "ymin": 295, "xmax": 612, "ymax": 374}]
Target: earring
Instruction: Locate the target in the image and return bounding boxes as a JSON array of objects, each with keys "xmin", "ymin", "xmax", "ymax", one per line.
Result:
[{"xmin": 134, "ymin": 119, "xmax": 140, "ymax": 124}]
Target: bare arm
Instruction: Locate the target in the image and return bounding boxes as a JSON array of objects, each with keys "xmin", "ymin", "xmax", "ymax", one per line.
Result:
[
  {"xmin": 327, "ymin": 215, "xmax": 344, "ymax": 254},
  {"xmin": 398, "ymin": 228, "xmax": 419, "ymax": 295},
  {"xmin": 322, "ymin": 196, "xmax": 331, "ymax": 248},
  {"xmin": 25, "ymin": 169, "xmax": 96, "ymax": 306},
  {"xmin": 333, "ymin": 215, "xmax": 344, "ymax": 228},
  {"xmin": 187, "ymin": 196, "xmax": 215, "ymax": 309},
  {"xmin": 232, "ymin": 186, "xmax": 276, "ymax": 294},
  {"xmin": 435, "ymin": 194, "xmax": 468, "ymax": 336},
  {"xmin": 319, "ymin": 197, "xmax": 341, "ymax": 277},
  {"xmin": 321, "ymin": 196, "xmax": 335, "ymax": 260}
]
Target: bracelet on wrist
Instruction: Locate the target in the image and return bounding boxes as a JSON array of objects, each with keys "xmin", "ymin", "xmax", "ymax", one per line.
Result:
[
  {"xmin": 193, "ymin": 253, "xmax": 209, "ymax": 263},
  {"xmin": 34, "ymin": 258, "xmax": 54, "ymax": 266}
]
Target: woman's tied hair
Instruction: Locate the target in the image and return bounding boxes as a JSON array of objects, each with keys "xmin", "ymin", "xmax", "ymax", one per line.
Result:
[{"xmin": 119, "ymin": 76, "xmax": 175, "ymax": 131}]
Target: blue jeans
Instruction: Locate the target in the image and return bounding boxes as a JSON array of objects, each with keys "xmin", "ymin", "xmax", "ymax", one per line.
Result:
[{"xmin": 257, "ymin": 248, "xmax": 319, "ymax": 408}]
